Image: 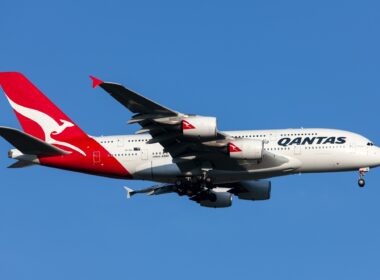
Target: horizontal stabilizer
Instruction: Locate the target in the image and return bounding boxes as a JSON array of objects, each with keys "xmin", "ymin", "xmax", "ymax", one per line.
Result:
[
  {"xmin": 8, "ymin": 160, "xmax": 35, "ymax": 168},
  {"xmin": 0, "ymin": 126, "xmax": 70, "ymax": 156}
]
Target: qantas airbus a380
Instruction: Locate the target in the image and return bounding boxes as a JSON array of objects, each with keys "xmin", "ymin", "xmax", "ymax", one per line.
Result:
[{"xmin": 0, "ymin": 72, "xmax": 379, "ymax": 208}]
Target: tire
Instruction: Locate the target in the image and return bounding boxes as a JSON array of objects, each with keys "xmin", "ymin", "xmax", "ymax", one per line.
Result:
[{"xmin": 358, "ymin": 179, "xmax": 365, "ymax": 188}]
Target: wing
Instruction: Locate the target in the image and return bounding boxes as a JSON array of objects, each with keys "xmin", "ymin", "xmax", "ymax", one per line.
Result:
[
  {"xmin": 122, "ymin": 180, "xmax": 272, "ymax": 208},
  {"xmin": 90, "ymin": 76, "xmax": 298, "ymax": 175},
  {"xmin": 93, "ymin": 80, "xmax": 179, "ymax": 116},
  {"xmin": 91, "ymin": 76, "xmax": 233, "ymax": 161}
]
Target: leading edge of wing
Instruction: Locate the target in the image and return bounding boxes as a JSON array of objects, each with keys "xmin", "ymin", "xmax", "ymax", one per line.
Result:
[{"xmin": 90, "ymin": 76, "xmax": 179, "ymax": 116}]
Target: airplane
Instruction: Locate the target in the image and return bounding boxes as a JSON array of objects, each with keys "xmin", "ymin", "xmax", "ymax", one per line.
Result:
[{"xmin": 0, "ymin": 72, "xmax": 378, "ymax": 208}]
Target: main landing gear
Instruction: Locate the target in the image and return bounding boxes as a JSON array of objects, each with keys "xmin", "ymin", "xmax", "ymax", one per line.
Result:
[
  {"xmin": 175, "ymin": 177, "xmax": 192, "ymax": 196},
  {"xmin": 358, "ymin": 167, "xmax": 370, "ymax": 188},
  {"xmin": 175, "ymin": 173, "xmax": 214, "ymax": 197}
]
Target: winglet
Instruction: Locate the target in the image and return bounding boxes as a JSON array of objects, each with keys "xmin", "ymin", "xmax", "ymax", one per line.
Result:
[
  {"xmin": 124, "ymin": 187, "xmax": 135, "ymax": 199},
  {"xmin": 89, "ymin": 75, "xmax": 104, "ymax": 88}
]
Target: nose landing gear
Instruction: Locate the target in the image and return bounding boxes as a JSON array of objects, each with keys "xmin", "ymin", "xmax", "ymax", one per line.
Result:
[
  {"xmin": 358, "ymin": 167, "xmax": 370, "ymax": 188},
  {"xmin": 358, "ymin": 178, "xmax": 365, "ymax": 188}
]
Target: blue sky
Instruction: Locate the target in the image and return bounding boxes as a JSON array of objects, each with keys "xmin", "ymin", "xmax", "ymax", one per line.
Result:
[{"xmin": 1, "ymin": 1, "xmax": 380, "ymax": 279}]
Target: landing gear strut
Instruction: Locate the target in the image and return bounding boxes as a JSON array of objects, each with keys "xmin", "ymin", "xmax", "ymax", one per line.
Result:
[
  {"xmin": 197, "ymin": 173, "xmax": 213, "ymax": 191},
  {"xmin": 175, "ymin": 173, "xmax": 214, "ymax": 197},
  {"xmin": 358, "ymin": 167, "xmax": 369, "ymax": 188},
  {"xmin": 175, "ymin": 177, "xmax": 192, "ymax": 196}
]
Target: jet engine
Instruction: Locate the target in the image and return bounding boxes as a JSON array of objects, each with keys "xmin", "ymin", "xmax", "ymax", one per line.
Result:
[
  {"xmin": 234, "ymin": 180, "xmax": 271, "ymax": 201},
  {"xmin": 195, "ymin": 191, "xmax": 233, "ymax": 208},
  {"xmin": 181, "ymin": 116, "xmax": 217, "ymax": 139},
  {"xmin": 228, "ymin": 139, "xmax": 264, "ymax": 160}
]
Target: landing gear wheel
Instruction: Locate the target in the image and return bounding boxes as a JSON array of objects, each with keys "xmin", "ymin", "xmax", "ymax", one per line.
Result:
[
  {"xmin": 358, "ymin": 179, "xmax": 365, "ymax": 188},
  {"xmin": 175, "ymin": 179, "xmax": 182, "ymax": 187},
  {"xmin": 357, "ymin": 168, "xmax": 369, "ymax": 188},
  {"xmin": 205, "ymin": 177, "xmax": 212, "ymax": 184}
]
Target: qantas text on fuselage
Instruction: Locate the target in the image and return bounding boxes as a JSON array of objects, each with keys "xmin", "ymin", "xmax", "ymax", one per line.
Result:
[{"xmin": 278, "ymin": 137, "xmax": 346, "ymax": 147}]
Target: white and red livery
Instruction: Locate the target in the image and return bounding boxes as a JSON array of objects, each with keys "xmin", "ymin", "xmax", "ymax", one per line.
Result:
[{"xmin": 0, "ymin": 72, "xmax": 379, "ymax": 208}]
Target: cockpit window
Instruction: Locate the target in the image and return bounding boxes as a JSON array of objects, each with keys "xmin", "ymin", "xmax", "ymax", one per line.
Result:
[{"xmin": 367, "ymin": 142, "xmax": 374, "ymax": 146}]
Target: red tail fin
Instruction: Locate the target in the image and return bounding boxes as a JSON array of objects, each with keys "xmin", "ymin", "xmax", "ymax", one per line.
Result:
[
  {"xmin": 0, "ymin": 72, "xmax": 87, "ymax": 140},
  {"xmin": 0, "ymin": 72, "xmax": 89, "ymax": 155},
  {"xmin": 0, "ymin": 72, "xmax": 131, "ymax": 178}
]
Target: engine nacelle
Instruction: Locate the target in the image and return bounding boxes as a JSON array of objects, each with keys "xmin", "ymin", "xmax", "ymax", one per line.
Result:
[
  {"xmin": 200, "ymin": 191, "xmax": 233, "ymax": 208},
  {"xmin": 228, "ymin": 139, "xmax": 264, "ymax": 160},
  {"xmin": 236, "ymin": 180, "xmax": 271, "ymax": 201},
  {"xmin": 182, "ymin": 116, "xmax": 217, "ymax": 139}
]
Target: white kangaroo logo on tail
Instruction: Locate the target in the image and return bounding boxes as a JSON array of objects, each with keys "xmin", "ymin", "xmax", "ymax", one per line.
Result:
[{"xmin": 7, "ymin": 97, "xmax": 86, "ymax": 156}]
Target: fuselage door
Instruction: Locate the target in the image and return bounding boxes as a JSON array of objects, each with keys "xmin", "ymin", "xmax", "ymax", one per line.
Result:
[
  {"xmin": 117, "ymin": 138, "xmax": 124, "ymax": 147},
  {"xmin": 294, "ymin": 145, "xmax": 301, "ymax": 155},
  {"xmin": 350, "ymin": 143, "xmax": 357, "ymax": 154},
  {"xmin": 268, "ymin": 133, "xmax": 277, "ymax": 143},
  {"xmin": 141, "ymin": 149, "xmax": 148, "ymax": 160},
  {"xmin": 93, "ymin": 151, "xmax": 101, "ymax": 164}
]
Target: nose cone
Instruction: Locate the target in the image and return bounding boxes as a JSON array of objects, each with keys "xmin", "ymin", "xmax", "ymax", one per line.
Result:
[{"xmin": 368, "ymin": 146, "xmax": 380, "ymax": 167}]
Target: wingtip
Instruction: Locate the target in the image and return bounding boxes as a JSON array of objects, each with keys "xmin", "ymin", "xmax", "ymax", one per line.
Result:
[{"xmin": 89, "ymin": 75, "xmax": 104, "ymax": 88}]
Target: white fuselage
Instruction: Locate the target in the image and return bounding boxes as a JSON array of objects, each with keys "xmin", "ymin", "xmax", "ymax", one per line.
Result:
[{"xmin": 93, "ymin": 128, "xmax": 380, "ymax": 184}]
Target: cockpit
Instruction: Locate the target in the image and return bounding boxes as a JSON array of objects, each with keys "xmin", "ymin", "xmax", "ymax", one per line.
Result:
[{"xmin": 367, "ymin": 142, "xmax": 375, "ymax": 146}]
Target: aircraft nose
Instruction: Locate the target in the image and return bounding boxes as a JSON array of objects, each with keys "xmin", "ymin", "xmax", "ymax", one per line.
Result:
[{"xmin": 370, "ymin": 146, "xmax": 380, "ymax": 167}]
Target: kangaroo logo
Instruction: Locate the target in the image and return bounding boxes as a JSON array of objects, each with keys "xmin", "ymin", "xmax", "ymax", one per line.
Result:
[
  {"xmin": 6, "ymin": 97, "xmax": 86, "ymax": 156},
  {"xmin": 229, "ymin": 143, "xmax": 242, "ymax": 153},
  {"xmin": 182, "ymin": 120, "xmax": 196, "ymax": 130}
]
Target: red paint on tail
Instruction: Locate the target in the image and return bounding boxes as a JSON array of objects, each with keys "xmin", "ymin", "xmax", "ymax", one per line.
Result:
[
  {"xmin": 0, "ymin": 72, "xmax": 86, "ymax": 141},
  {"xmin": 0, "ymin": 72, "xmax": 131, "ymax": 179}
]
